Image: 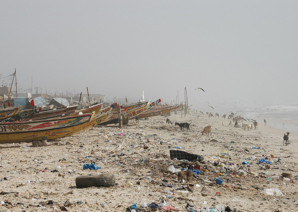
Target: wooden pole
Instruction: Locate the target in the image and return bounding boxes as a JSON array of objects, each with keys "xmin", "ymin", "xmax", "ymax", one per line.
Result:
[
  {"xmin": 9, "ymin": 70, "xmax": 16, "ymax": 98},
  {"xmin": 15, "ymin": 69, "xmax": 17, "ymax": 97},
  {"xmin": 86, "ymin": 87, "xmax": 91, "ymax": 104},
  {"xmin": 117, "ymin": 106, "xmax": 123, "ymax": 128},
  {"xmin": 79, "ymin": 92, "xmax": 82, "ymax": 104},
  {"xmin": 184, "ymin": 86, "xmax": 188, "ymax": 116}
]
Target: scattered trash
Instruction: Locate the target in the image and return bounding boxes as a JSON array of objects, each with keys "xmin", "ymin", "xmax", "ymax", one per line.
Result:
[
  {"xmin": 242, "ymin": 161, "xmax": 249, "ymax": 165},
  {"xmin": 262, "ymin": 188, "xmax": 283, "ymax": 196},
  {"xmin": 162, "ymin": 205, "xmax": 179, "ymax": 211},
  {"xmin": 83, "ymin": 163, "xmax": 101, "ymax": 170},
  {"xmin": 167, "ymin": 165, "xmax": 181, "ymax": 173},
  {"xmin": 170, "ymin": 150, "xmax": 204, "ymax": 162},
  {"xmin": 76, "ymin": 174, "xmax": 115, "ymax": 188},
  {"xmin": 147, "ymin": 202, "xmax": 161, "ymax": 209},
  {"xmin": 216, "ymin": 178, "xmax": 224, "ymax": 185},
  {"xmin": 126, "ymin": 203, "xmax": 138, "ymax": 212},
  {"xmin": 258, "ymin": 158, "xmax": 272, "ymax": 164}
]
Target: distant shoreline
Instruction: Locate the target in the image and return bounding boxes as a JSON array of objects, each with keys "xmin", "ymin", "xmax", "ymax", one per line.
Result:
[{"xmin": 242, "ymin": 109, "xmax": 298, "ymax": 133}]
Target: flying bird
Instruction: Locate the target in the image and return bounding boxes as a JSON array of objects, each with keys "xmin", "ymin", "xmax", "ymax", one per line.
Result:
[
  {"xmin": 208, "ymin": 105, "xmax": 215, "ymax": 110},
  {"xmin": 195, "ymin": 88, "xmax": 205, "ymax": 92}
]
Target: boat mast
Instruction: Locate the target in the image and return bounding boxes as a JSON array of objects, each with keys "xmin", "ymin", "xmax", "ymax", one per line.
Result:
[
  {"xmin": 184, "ymin": 86, "xmax": 188, "ymax": 116},
  {"xmin": 15, "ymin": 69, "xmax": 17, "ymax": 97},
  {"xmin": 9, "ymin": 69, "xmax": 17, "ymax": 98},
  {"xmin": 86, "ymin": 87, "xmax": 91, "ymax": 104}
]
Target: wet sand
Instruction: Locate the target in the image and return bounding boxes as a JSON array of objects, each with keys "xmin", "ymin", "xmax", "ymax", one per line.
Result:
[{"xmin": 0, "ymin": 112, "xmax": 297, "ymax": 211}]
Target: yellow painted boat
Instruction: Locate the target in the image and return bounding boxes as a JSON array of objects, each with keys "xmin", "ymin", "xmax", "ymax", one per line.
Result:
[
  {"xmin": 99, "ymin": 101, "xmax": 150, "ymax": 125},
  {"xmin": 74, "ymin": 103, "xmax": 103, "ymax": 115},
  {"xmin": 0, "ymin": 113, "xmax": 95, "ymax": 144},
  {"xmin": 136, "ymin": 105, "xmax": 180, "ymax": 119}
]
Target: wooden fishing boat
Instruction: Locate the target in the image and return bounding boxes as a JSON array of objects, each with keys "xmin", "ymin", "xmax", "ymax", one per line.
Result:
[
  {"xmin": 0, "ymin": 107, "xmax": 20, "ymax": 121},
  {"xmin": 29, "ymin": 105, "xmax": 77, "ymax": 120},
  {"xmin": 0, "ymin": 113, "xmax": 95, "ymax": 144},
  {"xmin": 136, "ymin": 104, "xmax": 180, "ymax": 119},
  {"xmin": 2, "ymin": 109, "xmax": 35, "ymax": 122},
  {"xmin": 98, "ymin": 101, "xmax": 150, "ymax": 125},
  {"xmin": 93, "ymin": 108, "xmax": 112, "ymax": 125},
  {"xmin": 74, "ymin": 103, "xmax": 103, "ymax": 115},
  {"xmin": 3, "ymin": 105, "xmax": 78, "ymax": 122}
]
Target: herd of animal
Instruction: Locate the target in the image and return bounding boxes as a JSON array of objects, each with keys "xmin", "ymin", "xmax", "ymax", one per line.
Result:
[{"xmin": 166, "ymin": 112, "xmax": 291, "ymax": 146}]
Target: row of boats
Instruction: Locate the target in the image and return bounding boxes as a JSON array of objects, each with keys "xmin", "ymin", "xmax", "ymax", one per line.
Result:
[{"xmin": 0, "ymin": 99, "xmax": 180, "ymax": 144}]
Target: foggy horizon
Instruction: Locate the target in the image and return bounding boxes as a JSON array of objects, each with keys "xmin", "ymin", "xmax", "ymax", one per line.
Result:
[{"xmin": 1, "ymin": 1, "xmax": 298, "ymax": 111}]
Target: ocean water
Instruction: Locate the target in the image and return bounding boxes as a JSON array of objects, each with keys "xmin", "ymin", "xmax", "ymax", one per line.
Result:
[{"xmin": 241, "ymin": 105, "xmax": 298, "ymax": 132}]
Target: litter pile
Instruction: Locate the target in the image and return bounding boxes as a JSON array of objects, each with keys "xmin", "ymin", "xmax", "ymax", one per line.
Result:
[{"xmin": 0, "ymin": 113, "xmax": 297, "ymax": 211}]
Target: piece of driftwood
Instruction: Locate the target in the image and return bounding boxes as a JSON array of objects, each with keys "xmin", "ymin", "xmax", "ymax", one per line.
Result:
[{"xmin": 75, "ymin": 174, "xmax": 115, "ymax": 188}]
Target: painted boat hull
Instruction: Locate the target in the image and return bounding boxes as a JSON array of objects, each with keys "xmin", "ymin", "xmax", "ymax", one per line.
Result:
[
  {"xmin": 74, "ymin": 103, "xmax": 103, "ymax": 115},
  {"xmin": 99, "ymin": 102, "xmax": 150, "ymax": 125},
  {"xmin": 136, "ymin": 105, "xmax": 180, "ymax": 119},
  {"xmin": 0, "ymin": 107, "xmax": 20, "ymax": 121},
  {"xmin": 0, "ymin": 113, "xmax": 94, "ymax": 144}
]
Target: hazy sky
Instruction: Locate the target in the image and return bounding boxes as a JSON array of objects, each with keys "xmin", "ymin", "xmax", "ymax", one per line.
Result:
[{"xmin": 1, "ymin": 1, "xmax": 297, "ymax": 110}]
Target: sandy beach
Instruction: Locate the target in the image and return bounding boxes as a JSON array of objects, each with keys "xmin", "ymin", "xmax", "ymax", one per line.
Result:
[{"xmin": 0, "ymin": 111, "xmax": 297, "ymax": 212}]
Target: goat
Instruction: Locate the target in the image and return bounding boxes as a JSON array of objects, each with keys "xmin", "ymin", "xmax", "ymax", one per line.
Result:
[
  {"xmin": 234, "ymin": 121, "xmax": 241, "ymax": 128},
  {"xmin": 253, "ymin": 121, "xmax": 258, "ymax": 129},
  {"xmin": 178, "ymin": 170, "xmax": 194, "ymax": 183},
  {"xmin": 283, "ymin": 132, "xmax": 290, "ymax": 146},
  {"xmin": 201, "ymin": 125, "xmax": 211, "ymax": 135},
  {"xmin": 242, "ymin": 123, "xmax": 250, "ymax": 131},
  {"xmin": 166, "ymin": 118, "xmax": 172, "ymax": 124},
  {"xmin": 175, "ymin": 122, "xmax": 190, "ymax": 130}
]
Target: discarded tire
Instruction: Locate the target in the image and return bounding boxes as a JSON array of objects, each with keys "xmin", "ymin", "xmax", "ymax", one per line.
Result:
[{"xmin": 75, "ymin": 174, "xmax": 115, "ymax": 188}]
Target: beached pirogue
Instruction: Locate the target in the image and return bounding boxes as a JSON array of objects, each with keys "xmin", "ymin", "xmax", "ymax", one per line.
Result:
[
  {"xmin": 135, "ymin": 104, "xmax": 181, "ymax": 119},
  {"xmin": 0, "ymin": 99, "xmax": 169, "ymax": 144},
  {"xmin": 98, "ymin": 101, "xmax": 151, "ymax": 125},
  {"xmin": 0, "ymin": 113, "xmax": 96, "ymax": 144},
  {"xmin": 0, "ymin": 103, "xmax": 111, "ymax": 144},
  {"xmin": 2, "ymin": 105, "xmax": 77, "ymax": 122}
]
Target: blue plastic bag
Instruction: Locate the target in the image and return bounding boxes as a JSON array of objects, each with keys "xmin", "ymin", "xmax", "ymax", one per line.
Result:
[{"xmin": 83, "ymin": 163, "xmax": 101, "ymax": 170}]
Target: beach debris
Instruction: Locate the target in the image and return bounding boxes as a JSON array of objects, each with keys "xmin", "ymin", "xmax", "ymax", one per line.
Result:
[
  {"xmin": 201, "ymin": 186, "xmax": 209, "ymax": 196},
  {"xmin": 262, "ymin": 188, "xmax": 283, "ymax": 196},
  {"xmin": 258, "ymin": 158, "xmax": 272, "ymax": 164},
  {"xmin": 167, "ymin": 165, "xmax": 180, "ymax": 173},
  {"xmin": 216, "ymin": 178, "xmax": 224, "ymax": 185},
  {"xmin": 64, "ymin": 200, "xmax": 72, "ymax": 207},
  {"xmin": 32, "ymin": 140, "xmax": 48, "ymax": 147},
  {"xmin": 162, "ymin": 205, "xmax": 179, "ymax": 211},
  {"xmin": 281, "ymin": 172, "xmax": 292, "ymax": 179},
  {"xmin": 75, "ymin": 174, "xmax": 115, "ymax": 188},
  {"xmin": 147, "ymin": 202, "xmax": 161, "ymax": 209},
  {"xmin": 170, "ymin": 150, "xmax": 204, "ymax": 162},
  {"xmin": 83, "ymin": 163, "xmax": 101, "ymax": 170},
  {"xmin": 126, "ymin": 203, "xmax": 139, "ymax": 212}
]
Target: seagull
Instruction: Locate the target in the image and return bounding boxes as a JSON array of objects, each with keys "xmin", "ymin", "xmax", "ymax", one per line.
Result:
[
  {"xmin": 208, "ymin": 105, "xmax": 215, "ymax": 110},
  {"xmin": 195, "ymin": 88, "xmax": 205, "ymax": 92}
]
